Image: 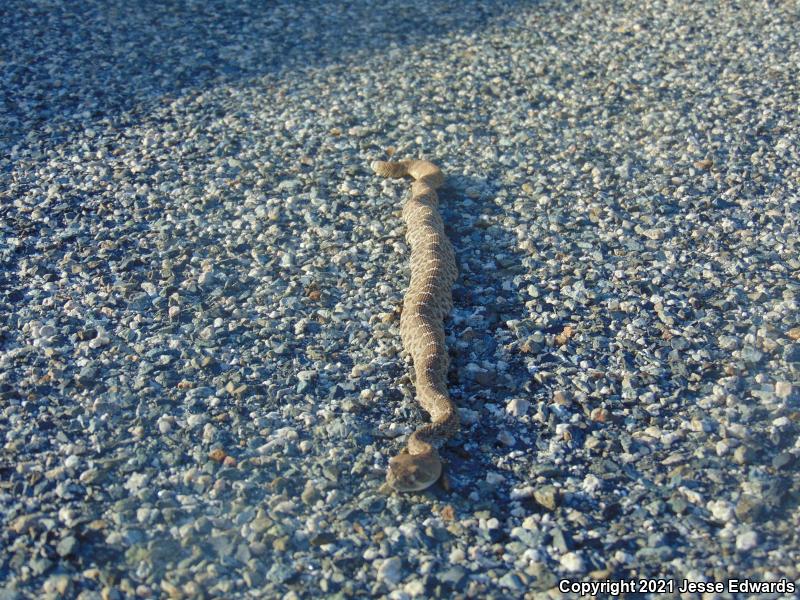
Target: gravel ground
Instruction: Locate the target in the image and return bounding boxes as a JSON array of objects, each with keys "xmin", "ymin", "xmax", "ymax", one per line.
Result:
[{"xmin": 2, "ymin": 0, "xmax": 799, "ymax": 598}]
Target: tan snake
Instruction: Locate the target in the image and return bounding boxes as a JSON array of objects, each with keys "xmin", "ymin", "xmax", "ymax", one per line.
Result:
[{"xmin": 371, "ymin": 159, "xmax": 459, "ymax": 492}]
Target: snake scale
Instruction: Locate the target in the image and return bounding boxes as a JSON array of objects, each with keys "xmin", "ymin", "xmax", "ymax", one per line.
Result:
[{"xmin": 371, "ymin": 159, "xmax": 459, "ymax": 492}]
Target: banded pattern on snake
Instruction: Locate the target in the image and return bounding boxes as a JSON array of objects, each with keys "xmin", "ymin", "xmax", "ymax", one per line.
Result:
[{"xmin": 371, "ymin": 159, "xmax": 459, "ymax": 492}]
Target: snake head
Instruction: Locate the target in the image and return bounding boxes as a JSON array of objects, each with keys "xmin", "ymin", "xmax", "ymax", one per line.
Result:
[{"xmin": 385, "ymin": 451, "xmax": 442, "ymax": 492}]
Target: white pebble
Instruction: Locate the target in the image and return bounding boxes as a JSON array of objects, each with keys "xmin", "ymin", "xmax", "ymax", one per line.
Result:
[
  {"xmin": 404, "ymin": 580, "xmax": 425, "ymax": 596},
  {"xmin": 377, "ymin": 556, "xmax": 403, "ymax": 585},
  {"xmin": 707, "ymin": 500, "xmax": 734, "ymax": 522},
  {"xmin": 449, "ymin": 548, "xmax": 465, "ymax": 562},
  {"xmin": 582, "ymin": 474, "xmax": 601, "ymax": 494},
  {"xmin": 680, "ymin": 486, "xmax": 703, "ymax": 504},
  {"xmin": 486, "ymin": 471, "xmax": 505, "ymax": 485},
  {"xmin": 363, "ymin": 547, "xmax": 379, "ymax": 560},
  {"xmin": 736, "ymin": 530, "xmax": 758, "ymax": 551},
  {"xmin": 158, "ymin": 416, "xmax": 172, "ymax": 434},
  {"xmin": 510, "ymin": 486, "xmax": 535, "ymax": 500},
  {"xmin": 202, "ymin": 423, "xmax": 216, "ymax": 443},
  {"xmin": 506, "ymin": 398, "xmax": 530, "ymax": 417},
  {"xmin": 559, "ymin": 551, "xmax": 585, "ymax": 572},
  {"xmin": 187, "ymin": 414, "xmax": 206, "ymax": 428},
  {"xmin": 37, "ymin": 324, "xmax": 56, "ymax": 339}
]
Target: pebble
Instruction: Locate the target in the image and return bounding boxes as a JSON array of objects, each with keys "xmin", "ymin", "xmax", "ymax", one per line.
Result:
[
  {"xmin": 735, "ymin": 496, "xmax": 765, "ymax": 522},
  {"xmin": 43, "ymin": 575, "xmax": 70, "ymax": 595},
  {"xmin": 506, "ymin": 398, "xmax": 530, "ymax": 417},
  {"xmin": 187, "ymin": 414, "xmax": 206, "ymax": 429},
  {"xmin": 581, "ymin": 475, "xmax": 601, "ymax": 495},
  {"xmin": 772, "ymin": 452, "xmax": 795, "ymax": 470},
  {"xmin": 559, "ymin": 552, "xmax": 585, "ymax": 572},
  {"xmin": 157, "ymin": 416, "xmax": 173, "ymax": 434},
  {"xmin": 534, "ymin": 486, "xmax": 560, "ymax": 511},
  {"xmin": 439, "ymin": 567, "xmax": 465, "ymax": 584},
  {"xmin": 486, "ymin": 471, "xmax": 505, "ymax": 486},
  {"xmin": 497, "ymin": 430, "xmax": 516, "ymax": 446},
  {"xmin": 56, "ymin": 536, "xmax": 78, "ymax": 557},
  {"xmin": 498, "ymin": 572, "xmax": 525, "ymax": 592},
  {"xmin": 707, "ymin": 500, "xmax": 734, "ymax": 523},
  {"xmin": 736, "ymin": 530, "xmax": 758, "ymax": 552},
  {"xmin": 377, "ymin": 557, "xmax": 403, "ymax": 585},
  {"xmin": 733, "ymin": 446, "xmax": 757, "ymax": 465}
]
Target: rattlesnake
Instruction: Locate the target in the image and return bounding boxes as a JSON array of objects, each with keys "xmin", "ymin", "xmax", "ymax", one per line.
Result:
[{"xmin": 371, "ymin": 159, "xmax": 459, "ymax": 492}]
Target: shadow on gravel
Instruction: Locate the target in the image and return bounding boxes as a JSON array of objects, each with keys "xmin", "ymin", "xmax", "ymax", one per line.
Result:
[
  {"xmin": 431, "ymin": 172, "xmax": 538, "ymax": 514},
  {"xmin": 1, "ymin": 0, "xmax": 529, "ymax": 151}
]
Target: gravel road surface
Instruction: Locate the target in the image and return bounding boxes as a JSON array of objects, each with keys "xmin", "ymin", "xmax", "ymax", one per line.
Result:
[{"xmin": 2, "ymin": 0, "xmax": 799, "ymax": 598}]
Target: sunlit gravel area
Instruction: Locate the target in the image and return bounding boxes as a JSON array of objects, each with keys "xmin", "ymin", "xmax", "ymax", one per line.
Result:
[{"xmin": 2, "ymin": 0, "xmax": 799, "ymax": 598}]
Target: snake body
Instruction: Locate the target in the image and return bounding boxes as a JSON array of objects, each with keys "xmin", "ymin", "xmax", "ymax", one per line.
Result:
[{"xmin": 371, "ymin": 159, "xmax": 459, "ymax": 492}]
